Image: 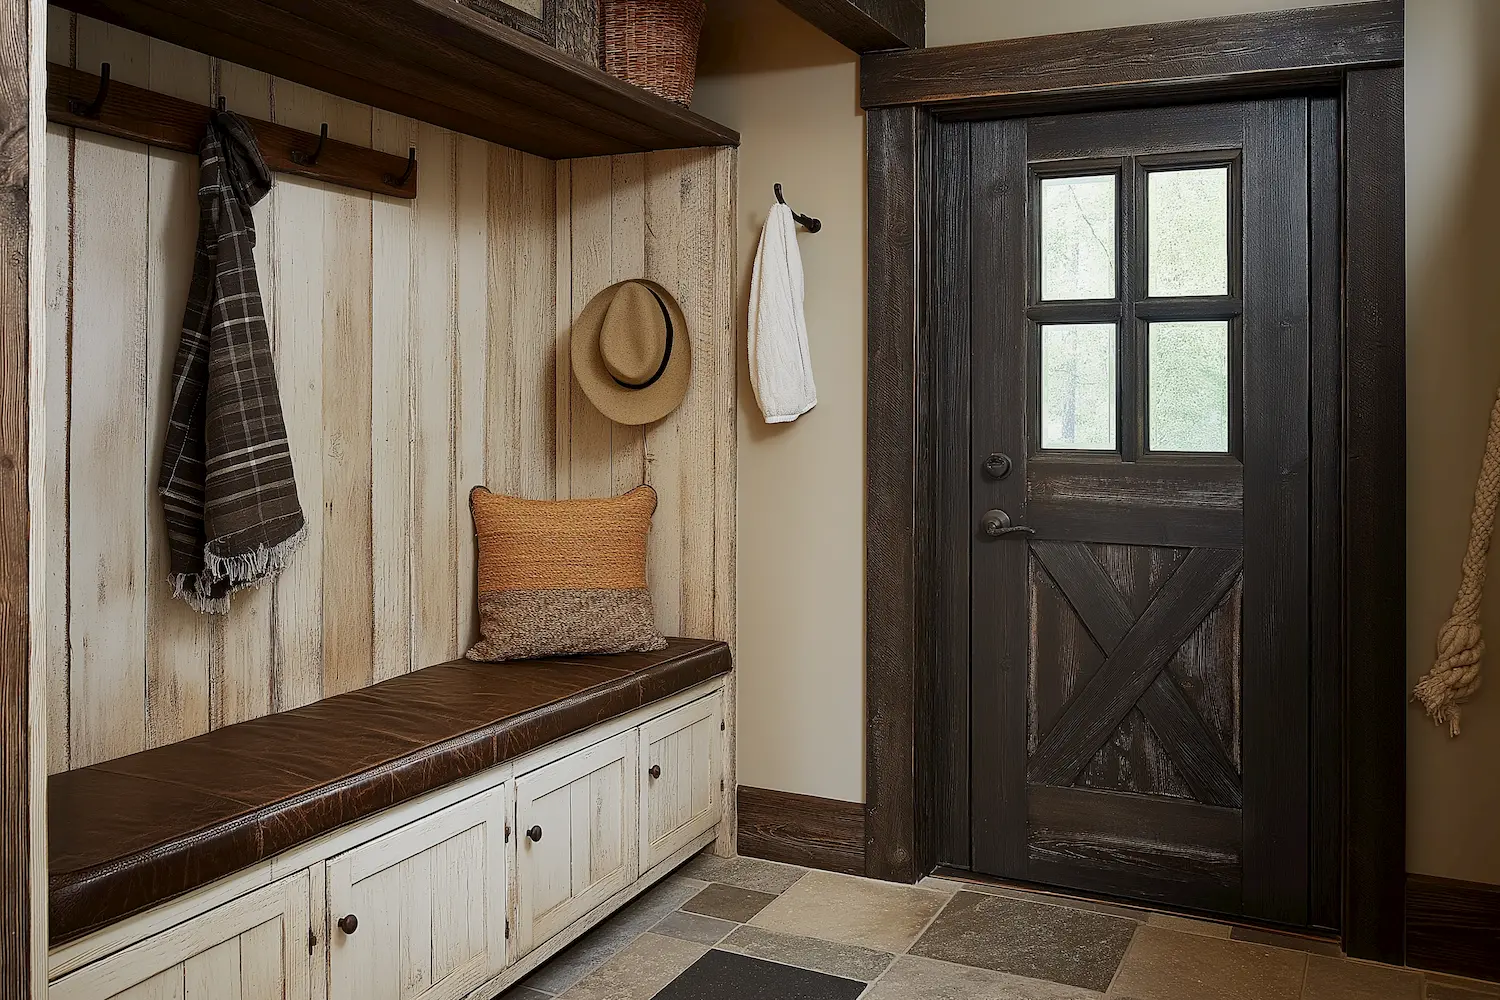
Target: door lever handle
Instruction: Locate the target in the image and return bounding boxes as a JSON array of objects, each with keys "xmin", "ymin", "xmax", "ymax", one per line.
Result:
[{"xmin": 981, "ymin": 509, "xmax": 1035, "ymax": 538}]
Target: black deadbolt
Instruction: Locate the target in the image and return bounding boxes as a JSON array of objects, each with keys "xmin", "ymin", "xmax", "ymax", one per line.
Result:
[{"xmin": 983, "ymin": 453, "xmax": 1013, "ymax": 479}]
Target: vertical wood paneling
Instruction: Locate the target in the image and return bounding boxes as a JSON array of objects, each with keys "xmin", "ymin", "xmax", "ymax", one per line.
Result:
[
  {"xmin": 410, "ymin": 123, "xmax": 458, "ymax": 668},
  {"xmin": 319, "ymin": 94, "xmax": 374, "ymax": 698},
  {"xmin": 143, "ymin": 38, "xmax": 212, "ymax": 749},
  {"xmin": 270, "ymin": 81, "xmax": 327, "ymax": 713},
  {"xmin": 50, "ymin": 21, "xmax": 736, "ymax": 772},
  {"xmin": 710, "ymin": 147, "xmax": 738, "ymax": 857},
  {"xmin": 608, "ymin": 155, "xmax": 646, "ymax": 496},
  {"xmin": 654, "ymin": 149, "xmax": 718, "ymax": 639},
  {"xmin": 640, "ymin": 153, "xmax": 684, "ymax": 636},
  {"xmin": 369, "ymin": 110, "xmax": 415, "ymax": 684},
  {"xmin": 42, "ymin": 5, "xmax": 71, "ymax": 777},
  {"xmin": 554, "ymin": 148, "xmax": 738, "ymax": 641},
  {"xmin": 454, "ymin": 135, "xmax": 488, "ymax": 655},
  {"xmin": 2, "ymin": 0, "xmax": 41, "ymax": 989},
  {"xmin": 484, "ymin": 147, "xmax": 555, "ymax": 500},
  {"xmin": 553, "ymin": 160, "xmax": 573, "ymax": 497},
  {"xmin": 68, "ymin": 17, "xmax": 148, "ymax": 768},
  {"xmin": 710, "ymin": 147, "xmax": 737, "ymax": 649},
  {"xmin": 211, "ymin": 59, "xmax": 275, "ymax": 728},
  {"xmin": 563, "ymin": 155, "xmax": 615, "ymax": 501}
]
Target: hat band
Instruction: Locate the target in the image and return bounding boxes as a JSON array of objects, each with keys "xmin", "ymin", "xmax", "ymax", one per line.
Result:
[{"xmin": 610, "ymin": 287, "xmax": 674, "ymax": 391}]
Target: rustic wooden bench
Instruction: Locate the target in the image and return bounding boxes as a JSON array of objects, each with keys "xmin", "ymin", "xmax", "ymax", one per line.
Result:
[{"xmin": 48, "ymin": 638, "xmax": 731, "ymax": 1000}]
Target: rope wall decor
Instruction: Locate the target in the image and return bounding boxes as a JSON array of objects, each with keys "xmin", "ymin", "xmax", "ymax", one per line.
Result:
[{"xmin": 1414, "ymin": 385, "xmax": 1500, "ymax": 735}]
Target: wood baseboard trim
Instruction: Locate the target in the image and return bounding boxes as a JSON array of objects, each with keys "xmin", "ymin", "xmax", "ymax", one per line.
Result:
[
  {"xmin": 1406, "ymin": 874, "xmax": 1500, "ymax": 983},
  {"xmin": 737, "ymin": 786, "xmax": 866, "ymax": 876}
]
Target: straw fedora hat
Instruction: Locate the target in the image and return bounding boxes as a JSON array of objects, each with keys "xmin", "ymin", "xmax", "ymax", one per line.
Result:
[{"xmin": 572, "ymin": 279, "xmax": 692, "ymax": 426}]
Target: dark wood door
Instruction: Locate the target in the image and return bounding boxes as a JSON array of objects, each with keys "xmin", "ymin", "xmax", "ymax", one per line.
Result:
[{"xmin": 965, "ymin": 99, "xmax": 1317, "ymax": 925}]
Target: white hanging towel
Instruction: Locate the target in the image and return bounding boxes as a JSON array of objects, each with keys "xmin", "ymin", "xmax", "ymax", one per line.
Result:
[{"xmin": 749, "ymin": 202, "xmax": 817, "ymax": 423}]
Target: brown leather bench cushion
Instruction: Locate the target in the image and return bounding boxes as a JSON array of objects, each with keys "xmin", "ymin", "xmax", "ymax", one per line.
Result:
[{"xmin": 49, "ymin": 638, "xmax": 731, "ymax": 946}]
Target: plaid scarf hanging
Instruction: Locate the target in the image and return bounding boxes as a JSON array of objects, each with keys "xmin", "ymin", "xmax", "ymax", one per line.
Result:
[{"xmin": 158, "ymin": 110, "xmax": 305, "ymax": 613}]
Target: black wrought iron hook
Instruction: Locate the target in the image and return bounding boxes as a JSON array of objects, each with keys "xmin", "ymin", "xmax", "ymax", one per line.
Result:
[
  {"xmin": 69, "ymin": 62, "xmax": 110, "ymax": 119},
  {"xmin": 774, "ymin": 182, "xmax": 822, "ymax": 233},
  {"xmin": 384, "ymin": 146, "xmax": 417, "ymax": 189},
  {"xmin": 292, "ymin": 122, "xmax": 329, "ymax": 167}
]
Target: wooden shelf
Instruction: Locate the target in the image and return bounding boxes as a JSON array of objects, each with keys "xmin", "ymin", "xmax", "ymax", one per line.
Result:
[{"xmin": 56, "ymin": 0, "xmax": 740, "ymax": 159}]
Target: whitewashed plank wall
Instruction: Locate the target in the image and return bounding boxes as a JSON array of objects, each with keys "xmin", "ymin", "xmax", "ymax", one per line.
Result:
[
  {"xmin": 555, "ymin": 148, "xmax": 737, "ymax": 645},
  {"xmin": 45, "ymin": 12, "xmax": 735, "ymax": 773}
]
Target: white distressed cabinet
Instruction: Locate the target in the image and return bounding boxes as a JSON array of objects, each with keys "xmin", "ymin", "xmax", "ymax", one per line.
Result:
[
  {"xmin": 640, "ymin": 693, "xmax": 723, "ymax": 870},
  {"xmin": 50, "ymin": 873, "xmax": 312, "ymax": 1000},
  {"xmin": 326, "ymin": 785, "xmax": 508, "ymax": 1000},
  {"xmin": 513, "ymin": 730, "xmax": 639, "ymax": 955},
  {"xmin": 51, "ymin": 677, "xmax": 728, "ymax": 1000}
]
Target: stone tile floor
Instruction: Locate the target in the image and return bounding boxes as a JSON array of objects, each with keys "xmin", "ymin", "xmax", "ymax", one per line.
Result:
[{"xmin": 504, "ymin": 852, "xmax": 1499, "ymax": 999}]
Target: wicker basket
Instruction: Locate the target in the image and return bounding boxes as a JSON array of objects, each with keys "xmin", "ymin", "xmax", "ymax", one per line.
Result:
[{"xmin": 602, "ymin": 0, "xmax": 707, "ymax": 106}]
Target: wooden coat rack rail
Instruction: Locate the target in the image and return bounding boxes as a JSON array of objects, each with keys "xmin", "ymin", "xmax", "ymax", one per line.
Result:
[{"xmin": 47, "ymin": 63, "xmax": 419, "ymax": 199}]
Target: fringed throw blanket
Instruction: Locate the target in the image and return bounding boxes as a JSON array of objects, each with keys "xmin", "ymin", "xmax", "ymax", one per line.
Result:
[{"xmin": 158, "ymin": 110, "xmax": 305, "ymax": 614}]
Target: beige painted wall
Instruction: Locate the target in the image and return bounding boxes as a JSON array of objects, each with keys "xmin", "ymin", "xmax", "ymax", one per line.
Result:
[
  {"xmin": 1404, "ymin": 0, "xmax": 1500, "ymax": 885},
  {"xmin": 694, "ymin": 0, "xmax": 867, "ymax": 802},
  {"xmin": 696, "ymin": 0, "xmax": 1500, "ymax": 885}
]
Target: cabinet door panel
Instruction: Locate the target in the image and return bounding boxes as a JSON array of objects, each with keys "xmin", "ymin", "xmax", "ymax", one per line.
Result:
[
  {"xmin": 640, "ymin": 693, "xmax": 722, "ymax": 870},
  {"xmin": 515, "ymin": 730, "xmax": 638, "ymax": 954},
  {"xmin": 112, "ymin": 972, "xmax": 181, "ymax": 1000},
  {"xmin": 50, "ymin": 874, "xmax": 311, "ymax": 1000},
  {"xmin": 327, "ymin": 784, "xmax": 507, "ymax": 1000},
  {"xmin": 182, "ymin": 940, "xmax": 238, "ymax": 1000}
]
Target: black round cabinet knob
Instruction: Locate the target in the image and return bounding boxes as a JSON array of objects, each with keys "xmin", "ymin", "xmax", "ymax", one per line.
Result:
[
  {"xmin": 337, "ymin": 914, "xmax": 358, "ymax": 935},
  {"xmin": 527, "ymin": 825, "xmax": 543, "ymax": 842},
  {"xmin": 649, "ymin": 765, "xmax": 662, "ymax": 780}
]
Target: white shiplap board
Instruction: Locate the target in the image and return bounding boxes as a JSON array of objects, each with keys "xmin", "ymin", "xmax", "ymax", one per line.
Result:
[
  {"xmin": 269, "ymin": 80, "xmax": 328, "ymax": 715},
  {"xmin": 210, "ymin": 57, "xmax": 276, "ymax": 731},
  {"xmin": 67, "ymin": 17, "xmax": 149, "ymax": 769},
  {"xmin": 143, "ymin": 38, "xmax": 213, "ymax": 750}
]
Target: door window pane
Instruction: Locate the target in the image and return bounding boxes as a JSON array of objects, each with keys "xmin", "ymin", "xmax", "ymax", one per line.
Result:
[
  {"xmin": 1147, "ymin": 166, "xmax": 1230, "ymax": 297},
  {"xmin": 1040, "ymin": 324, "xmax": 1117, "ymax": 451},
  {"xmin": 1148, "ymin": 321, "xmax": 1231, "ymax": 452},
  {"xmin": 1040, "ymin": 175, "xmax": 1116, "ymax": 300}
]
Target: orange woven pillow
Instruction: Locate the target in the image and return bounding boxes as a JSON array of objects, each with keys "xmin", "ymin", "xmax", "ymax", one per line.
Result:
[{"xmin": 467, "ymin": 485, "xmax": 668, "ymax": 662}]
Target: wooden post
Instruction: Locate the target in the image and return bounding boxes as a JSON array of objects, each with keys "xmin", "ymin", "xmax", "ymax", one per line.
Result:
[{"xmin": 0, "ymin": 0, "xmax": 43, "ymax": 994}]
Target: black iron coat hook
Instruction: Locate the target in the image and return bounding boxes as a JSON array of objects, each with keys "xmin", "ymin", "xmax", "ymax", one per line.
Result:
[
  {"xmin": 774, "ymin": 183, "xmax": 822, "ymax": 233},
  {"xmin": 292, "ymin": 122, "xmax": 329, "ymax": 166},
  {"xmin": 384, "ymin": 146, "xmax": 417, "ymax": 189},
  {"xmin": 70, "ymin": 62, "xmax": 110, "ymax": 119}
]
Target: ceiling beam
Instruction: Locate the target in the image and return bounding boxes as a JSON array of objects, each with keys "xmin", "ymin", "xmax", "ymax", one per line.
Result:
[{"xmin": 777, "ymin": 0, "xmax": 923, "ymax": 53}]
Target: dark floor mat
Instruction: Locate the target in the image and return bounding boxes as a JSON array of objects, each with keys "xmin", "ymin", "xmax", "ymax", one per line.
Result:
[{"xmin": 652, "ymin": 949, "xmax": 867, "ymax": 1000}]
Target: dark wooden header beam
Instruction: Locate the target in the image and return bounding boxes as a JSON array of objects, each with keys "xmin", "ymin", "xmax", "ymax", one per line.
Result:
[
  {"xmin": 56, "ymin": 0, "xmax": 739, "ymax": 159},
  {"xmin": 779, "ymin": 0, "xmax": 924, "ymax": 53},
  {"xmin": 49, "ymin": 64, "xmax": 420, "ymax": 198},
  {"xmin": 860, "ymin": 0, "xmax": 1402, "ymax": 109}
]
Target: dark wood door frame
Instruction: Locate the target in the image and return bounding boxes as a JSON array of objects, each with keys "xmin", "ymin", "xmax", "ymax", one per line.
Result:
[{"xmin": 862, "ymin": 0, "xmax": 1406, "ymax": 965}]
